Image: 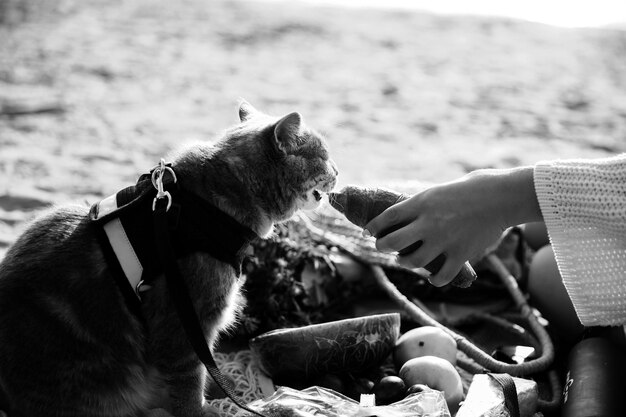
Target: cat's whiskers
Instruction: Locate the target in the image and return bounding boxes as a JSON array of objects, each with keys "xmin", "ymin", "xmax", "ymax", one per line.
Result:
[{"xmin": 328, "ymin": 193, "xmax": 344, "ymax": 212}]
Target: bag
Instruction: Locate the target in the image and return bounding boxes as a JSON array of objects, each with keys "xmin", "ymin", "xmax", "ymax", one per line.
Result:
[{"xmin": 244, "ymin": 386, "xmax": 450, "ymax": 417}]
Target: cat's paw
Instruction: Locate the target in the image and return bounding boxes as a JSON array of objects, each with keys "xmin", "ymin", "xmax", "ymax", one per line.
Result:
[
  {"xmin": 144, "ymin": 408, "xmax": 175, "ymax": 417},
  {"xmin": 200, "ymin": 403, "xmax": 220, "ymax": 417}
]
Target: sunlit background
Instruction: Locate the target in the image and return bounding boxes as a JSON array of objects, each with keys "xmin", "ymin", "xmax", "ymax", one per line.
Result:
[
  {"xmin": 1, "ymin": 0, "xmax": 626, "ymax": 254},
  {"xmin": 274, "ymin": 0, "xmax": 626, "ymax": 29}
]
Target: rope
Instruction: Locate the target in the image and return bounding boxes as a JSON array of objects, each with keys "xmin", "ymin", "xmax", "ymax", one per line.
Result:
[
  {"xmin": 369, "ymin": 262, "xmax": 562, "ymax": 412},
  {"xmin": 370, "ymin": 259, "xmax": 554, "ymax": 375}
]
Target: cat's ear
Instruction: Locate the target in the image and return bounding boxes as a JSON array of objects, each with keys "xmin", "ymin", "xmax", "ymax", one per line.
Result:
[
  {"xmin": 238, "ymin": 99, "xmax": 257, "ymax": 122},
  {"xmin": 274, "ymin": 112, "xmax": 303, "ymax": 154}
]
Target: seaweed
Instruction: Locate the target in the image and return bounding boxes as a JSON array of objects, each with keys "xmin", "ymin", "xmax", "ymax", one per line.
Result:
[{"xmin": 233, "ymin": 222, "xmax": 375, "ymax": 340}]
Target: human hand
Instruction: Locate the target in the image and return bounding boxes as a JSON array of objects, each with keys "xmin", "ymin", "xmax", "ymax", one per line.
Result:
[{"xmin": 364, "ymin": 167, "xmax": 540, "ymax": 286}]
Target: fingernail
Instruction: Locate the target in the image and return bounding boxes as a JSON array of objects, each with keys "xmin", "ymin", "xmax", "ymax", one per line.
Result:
[{"xmin": 362, "ymin": 229, "xmax": 372, "ymax": 238}]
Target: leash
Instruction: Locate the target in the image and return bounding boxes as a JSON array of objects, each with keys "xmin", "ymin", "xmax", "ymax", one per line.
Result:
[{"xmin": 150, "ymin": 161, "xmax": 269, "ymax": 417}]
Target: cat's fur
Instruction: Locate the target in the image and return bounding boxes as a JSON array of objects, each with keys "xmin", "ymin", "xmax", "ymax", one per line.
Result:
[{"xmin": 0, "ymin": 100, "xmax": 338, "ymax": 417}]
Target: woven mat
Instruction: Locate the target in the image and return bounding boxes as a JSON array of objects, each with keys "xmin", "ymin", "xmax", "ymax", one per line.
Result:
[{"xmin": 207, "ymin": 350, "xmax": 272, "ymax": 417}]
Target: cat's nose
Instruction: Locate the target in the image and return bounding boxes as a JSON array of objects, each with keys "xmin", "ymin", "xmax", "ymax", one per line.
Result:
[
  {"xmin": 329, "ymin": 159, "xmax": 339, "ymax": 176},
  {"xmin": 328, "ymin": 177, "xmax": 338, "ymax": 191}
]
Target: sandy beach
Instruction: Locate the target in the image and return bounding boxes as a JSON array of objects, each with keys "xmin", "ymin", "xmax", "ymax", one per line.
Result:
[{"xmin": 1, "ymin": 0, "xmax": 625, "ymax": 258}]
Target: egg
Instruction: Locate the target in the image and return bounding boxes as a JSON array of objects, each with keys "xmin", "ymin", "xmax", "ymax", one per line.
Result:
[
  {"xmin": 393, "ymin": 326, "xmax": 457, "ymax": 369},
  {"xmin": 528, "ymin": 245, "xmax": 583, "ymax": 344}
]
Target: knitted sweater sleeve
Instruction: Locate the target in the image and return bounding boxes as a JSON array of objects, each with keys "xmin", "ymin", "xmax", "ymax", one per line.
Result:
[{"xmin": 534, "ymin": 154, "xmax": 626, "ymax": 326}]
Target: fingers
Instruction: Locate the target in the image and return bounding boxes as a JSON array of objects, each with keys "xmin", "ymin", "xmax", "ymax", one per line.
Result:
[
  {"xmin": 361, "ymin": 191, "xmax": 468, "ymax": 288},
  {"xmin": 364, "ymin": 199, "xmax": 412, "ymax": 238},
  {"xmin": 396, "ymin": 242, "xmax": 442, "ymax": 271},
  {"xmin": 396, "ymin": 242, "xmax": 464, "ymax": 289},
  {"xmin": 371, "ymin": 221, "xmax": 467, "ymax": 288},
  {"xmin": 374, "ymin": 220, "xmax": 422, "ymax": 253},
  {"xmin": 429, "ymin": 255, "xmax": 464, "ymax": 287}
]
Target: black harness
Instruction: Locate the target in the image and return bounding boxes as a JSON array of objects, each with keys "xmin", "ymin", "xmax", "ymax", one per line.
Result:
[
  {"xmin": 90, "ymin": 161, "xmax": 269, "ymax": 417},
  {"xmin": 90, "ymin": 164, "xmax": 257, "ymax": 309}
]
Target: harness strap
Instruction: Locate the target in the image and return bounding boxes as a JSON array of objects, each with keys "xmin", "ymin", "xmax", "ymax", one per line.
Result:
[
  {"xmin": 103, "ymin": 218, "xmax": 144, "ymax": 293},
  {"xmin": 95, "ymin": 225, "xmax": 145, "ymax": 319},
  {"xmin": 90, "ymin": 170, "xmax": 258, "ymax": 298},
  {"xmin": 153, "ymin": 197, "xmax": 269, "ymax": 417},
  {"xmin": 488, "ymin": 373, "xmax": 521, "ymax": 417}
]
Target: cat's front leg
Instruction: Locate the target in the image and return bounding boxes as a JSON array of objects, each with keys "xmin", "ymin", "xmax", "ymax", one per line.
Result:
[
  {"xmin": 143, "ymin": 409, "xmax": 175, "ymax": 417},
  {"xmin": 200, "ymin": 403, "xmax": 221, "ymax": 417},
  {"xmin": 167, "ymin": 362, "xmax": 218, "ymax": 417}
]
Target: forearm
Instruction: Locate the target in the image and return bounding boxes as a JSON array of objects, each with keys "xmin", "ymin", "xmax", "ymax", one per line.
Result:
[{"xmin": 460, "ymin": 166, "xmax": 542, "ymax": 229}]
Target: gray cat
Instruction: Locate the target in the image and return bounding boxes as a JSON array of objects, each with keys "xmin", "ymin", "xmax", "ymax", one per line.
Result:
[{"xmin": 0, "ymin": 100, "xmax": 338, "ymax": 417}]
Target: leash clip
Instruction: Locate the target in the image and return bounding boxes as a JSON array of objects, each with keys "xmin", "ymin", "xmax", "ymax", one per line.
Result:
[
  {"xmin": 151, "ymin": 159, "xmax": 177, "ymax": 212},
  {"xmin": 135, "ymin": 279, "xmax": 152, "ymax": 300}
]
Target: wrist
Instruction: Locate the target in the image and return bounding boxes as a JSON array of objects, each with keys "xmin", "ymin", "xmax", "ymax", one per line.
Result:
[
  {"xmin": 466, "ymin": 166, "xmax": 542, "ymax": 228},
  {"xmin": 497, "ymin": 166, "xmax": 542, "ymax": 227}
]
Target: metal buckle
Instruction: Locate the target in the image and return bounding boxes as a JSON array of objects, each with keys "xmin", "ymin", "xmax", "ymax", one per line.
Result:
[
  {"xmin": 135, "ymin": 279, "xmax": 144, "ymax": 299},
  {"xmin": 135, "ymin": 279, "xmax": 153, "ymax": 300},
  {"xmin": 152, "ymin": 158, "xmax": 177, "ymax": 212}
]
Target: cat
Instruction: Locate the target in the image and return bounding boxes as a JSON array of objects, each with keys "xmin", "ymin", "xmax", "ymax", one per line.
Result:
[{"xmin": 0, "ymin": 100, "xmax": 338, "ymax": 417}]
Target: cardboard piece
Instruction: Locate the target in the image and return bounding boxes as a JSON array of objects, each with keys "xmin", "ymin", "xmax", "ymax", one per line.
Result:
[{"xmin": 456, "ymin": 374, "xmax": 538, "ymax": 417}]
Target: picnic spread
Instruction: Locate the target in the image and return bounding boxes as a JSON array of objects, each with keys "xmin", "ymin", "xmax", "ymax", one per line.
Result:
[{"xmin": 198, "ymin": 185, "xmax": 626, "ymax": 417}]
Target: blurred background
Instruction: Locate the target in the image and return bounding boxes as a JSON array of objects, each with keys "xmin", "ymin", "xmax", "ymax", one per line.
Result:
[{"xmin": 1, "ymin": 0, "xmax": 625, "ymax": 257}]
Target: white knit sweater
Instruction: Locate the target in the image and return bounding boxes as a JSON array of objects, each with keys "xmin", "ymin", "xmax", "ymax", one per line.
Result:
[{"xmin": 534, "ymin": 154, "xmax": 626, "ymax": 326}]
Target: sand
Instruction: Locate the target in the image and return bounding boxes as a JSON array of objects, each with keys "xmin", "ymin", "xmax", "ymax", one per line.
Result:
[{"xmin": 1, "ymin": 0, "xmax": 625, "ymax": 259}]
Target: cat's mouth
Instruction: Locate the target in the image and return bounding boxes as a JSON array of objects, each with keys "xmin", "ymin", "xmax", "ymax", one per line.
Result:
[
  {"xmin": 301, "ymin": 184, "xmax": 335, "ymax": 211},
  {"xmin": 313, "ymin": 181, "xmax": 337, "ymax": 201}
]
